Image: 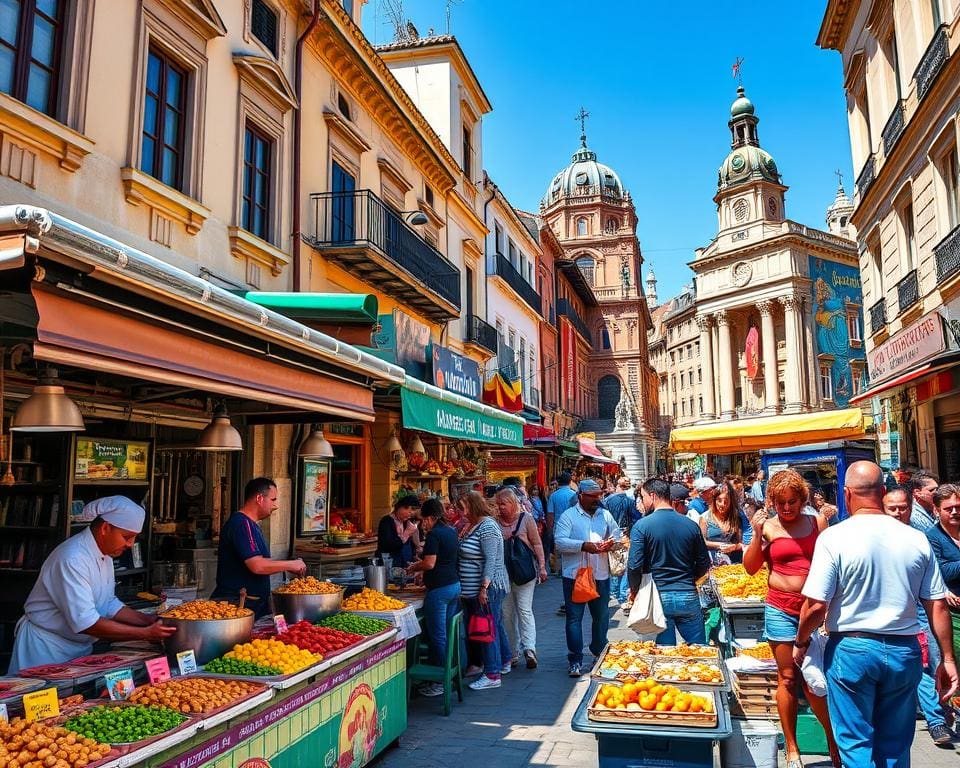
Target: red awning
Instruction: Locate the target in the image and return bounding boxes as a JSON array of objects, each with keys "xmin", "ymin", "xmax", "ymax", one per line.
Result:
[
  {"xmin": 577, "ymin": 437, "xmax": 620, "ymax": 464},
  {"xmin": 523, "ymin": 423, "xmax": 555, "ymax": 441},
  {"xmin": 848, "ymin": 360, "xmax": 956, "ymax": 405}
]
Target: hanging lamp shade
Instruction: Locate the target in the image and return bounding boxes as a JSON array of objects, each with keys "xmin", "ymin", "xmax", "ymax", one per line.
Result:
[
  {"xmin": 299, "ymin": 426, "xmax": 334, "ymax": 458},
  {"xmin": 195, "ymin": 403, "xmax": 243, "ymax": 451},
  {"xmin": 11, "ymin": 369, "xmax": 85, "ymax": 432},
  {"xmin": 385, "ymin": 431, "xmax": 402, "ymax": 453},
  {"xmin": 409, "ymin": 434, "xmax": 426, "ymax": 455}
]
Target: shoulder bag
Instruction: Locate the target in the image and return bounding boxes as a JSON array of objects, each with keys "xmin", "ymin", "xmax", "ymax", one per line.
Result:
[{"xmin": 504, "ymin": 513, "xmax": 537, "ymax": 585}]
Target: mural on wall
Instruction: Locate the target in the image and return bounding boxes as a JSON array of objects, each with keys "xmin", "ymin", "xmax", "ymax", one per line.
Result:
[{"xmin": 809, "ymin": 257, "xmax": 866, "ymax": 407}]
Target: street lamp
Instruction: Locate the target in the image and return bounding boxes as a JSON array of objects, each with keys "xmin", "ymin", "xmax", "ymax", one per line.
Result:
[{"xmin": 403, "ymin": 210, "xmax": 429, "ymax": 226}]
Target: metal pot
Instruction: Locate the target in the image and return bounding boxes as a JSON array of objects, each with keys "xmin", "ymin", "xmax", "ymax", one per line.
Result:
[
  {"xmin": 272, "ymin": 588, "xmax": 344, "ymax": 624},
  {"xmin": 363, "ymin": 565, "xmax": 388, "ymax": 594},
  {"xmin": 160, "ymin": 613, "xmax": 254, "ymax": 665}
]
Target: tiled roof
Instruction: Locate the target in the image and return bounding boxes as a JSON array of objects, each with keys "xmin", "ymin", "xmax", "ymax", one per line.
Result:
[{"xmin": 374, "ymin": 34, "xmax": 457, "ymax": 53}]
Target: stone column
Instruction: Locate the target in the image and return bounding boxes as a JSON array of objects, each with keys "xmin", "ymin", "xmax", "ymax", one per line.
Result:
[
  {"xmin": 716, "ymin": 310, "xmax": 735, "ymax": 419},
  {"xmin": 757, "ymin": 300, "xmax": 779, "ymax": 414},
  {"xmin": 697, "ymin": 315, "xmax": 716, "ymax": 420},
  {"xmin": 780, "ymin": 294, "xmax": 804, "ymax": 413}
]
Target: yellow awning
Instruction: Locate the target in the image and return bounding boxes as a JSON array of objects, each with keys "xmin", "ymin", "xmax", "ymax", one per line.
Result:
[{"xmin": 669, "ymin": 409, "xmax": 869, "ymax": 454}]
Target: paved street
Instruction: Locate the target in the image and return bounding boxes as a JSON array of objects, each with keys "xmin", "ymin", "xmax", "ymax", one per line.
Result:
[{"xmin": 374, "ymin": 577, "xmax": 959, "ymax": 768}]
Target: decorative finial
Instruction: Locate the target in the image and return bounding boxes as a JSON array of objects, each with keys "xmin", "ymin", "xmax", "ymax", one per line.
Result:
[
  {"xmin": 731, "ymin": 56, "xmax": 744, "ymax": 87},
  {"xmin": 834, "ymin": 168, "xmax": 844, "ymax": 189},
  {"xmin": 575, "ymin": 106, "xmax": 590, "ymax": 147}
]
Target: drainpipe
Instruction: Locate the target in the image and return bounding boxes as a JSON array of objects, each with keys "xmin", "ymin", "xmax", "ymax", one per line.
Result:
[
  {"xmin": 293, "ymin": 0, "xmax": 322, "ymax": 293},
  {"xmin": 481, "ymin": 172, "xmax": 496, "ymax": 367}
]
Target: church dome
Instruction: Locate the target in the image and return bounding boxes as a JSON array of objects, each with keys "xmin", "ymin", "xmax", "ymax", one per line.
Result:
[
  {"xmin": 541, "ymin": 140, "xmax": 625, "ymax": 208},
  {"xmin": 718, "ymin": 146, "xmax": 780, "ymax": 191},
  {"xmin": 730, "ymin": 86, "xmax": 754, "ymax": 118}
]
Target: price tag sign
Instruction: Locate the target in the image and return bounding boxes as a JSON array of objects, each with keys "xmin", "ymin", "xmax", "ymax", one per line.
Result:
[
  {"xmin": 273, "ymin": 614, "xmax": 288, "ymax": 634},
  {"xmin": 0, "ymin": 702, "xmax": 7, "ymax": 723},
  {"xmin": 176, "ymin": 650, "xmax": 197, "ymax": 676},
  {"xmin": 23, "ymin": 687, "xmax": 59, "ymax": 721},
  {"xmin": 104, "ymin": 669, "xmax": 135, "ymax": 701},
  {"xmin": 145, "ymin": 656, "xmax": 171, "ymax": 683}
]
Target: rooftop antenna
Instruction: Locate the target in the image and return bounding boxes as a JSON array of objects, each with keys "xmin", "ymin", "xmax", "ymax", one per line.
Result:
[
  {"xmin": 445, "ymin": 0, "xmax": 463, "ymax": 34},
  {"xmin": 382, "ymin": 0, "xmax": 411, "ymax": 42}
]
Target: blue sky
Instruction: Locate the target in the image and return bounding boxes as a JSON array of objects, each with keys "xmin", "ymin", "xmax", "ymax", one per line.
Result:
[{"xmin": 363, "ymin": 1, "xmax": 851, "ymax": 301}]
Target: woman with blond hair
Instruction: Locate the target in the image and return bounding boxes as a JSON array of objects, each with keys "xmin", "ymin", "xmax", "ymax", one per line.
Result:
[
  {"xmin": 494, "ymin": 488, "xmax": 547, "ymax": 669},
  {"xmin": 458, "ymin": 491, "xmax": 511, "ymax": 691},
  {"xmin": 743, "ymin": 469, "xmax": 839, "ymax": 768}
]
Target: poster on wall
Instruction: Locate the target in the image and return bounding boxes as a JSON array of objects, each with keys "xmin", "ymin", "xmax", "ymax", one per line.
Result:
[
  {"xmin": 809, "ymin": 257, "xmax": 866, "ymax": 407},
  {"xmin": 75, "ymin": 438, "xmax": 149, "ymax": 481},
  {"xmin": 299, "ymin": 459, "xmax": 331, "ymax": 536}
]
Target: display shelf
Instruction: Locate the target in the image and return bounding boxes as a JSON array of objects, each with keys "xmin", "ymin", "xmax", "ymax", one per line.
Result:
[
  {"xmin": 115, "ymin": 567, "xmax": 147, "ymax": 576},
  {"xmin": 73, "ymin": 479, "xmax": 151, "ymax": 486}
]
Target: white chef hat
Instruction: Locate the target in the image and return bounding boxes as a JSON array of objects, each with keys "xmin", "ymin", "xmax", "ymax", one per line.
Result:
[{"xmin": 89, "ymin": 496, "xmax": 146, "ymax": 532}]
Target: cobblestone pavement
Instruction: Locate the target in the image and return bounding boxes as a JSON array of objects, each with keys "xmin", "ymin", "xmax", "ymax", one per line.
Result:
[{"xmin": 372, "ymin": 577, "xmax": 960, "ymax": 767}]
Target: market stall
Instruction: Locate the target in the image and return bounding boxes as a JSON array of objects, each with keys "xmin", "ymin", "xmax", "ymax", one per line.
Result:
[{"xmin": 0, "ymin": 580, "xmax": 418, "ymax": 768}]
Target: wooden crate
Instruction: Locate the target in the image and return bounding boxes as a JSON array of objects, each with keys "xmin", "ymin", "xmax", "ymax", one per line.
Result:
[{"xmin": 732, "ymin": 670, "xmax": 779, "ymax": 719}]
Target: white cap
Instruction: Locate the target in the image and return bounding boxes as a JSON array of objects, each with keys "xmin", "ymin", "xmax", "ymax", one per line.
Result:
[
  {"xmin": 693, "ymin": 476, "xmax": 718, "ymax": 492},
  {"xmin": 89, "ymin": 496, "xmax": 145, "ymax": 532}
]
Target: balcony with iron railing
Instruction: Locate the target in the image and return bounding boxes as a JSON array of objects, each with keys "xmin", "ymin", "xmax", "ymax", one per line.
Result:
[
  {"xmin": 869, "ymin": 298, "xmax": 887, "ymax": 336},
  {"xmin": 935, "ymin": 223, "xmax": 960, "ymax": 282},
  {"xmin": 915, "ymin": 24, "xmax": 950, "ymax": 101},
  {"xmin": 465, "ymin": 314, "xmax": 497, "ymax": 355},
  {"xmin": 896, "ymin": 269, "xmax": 919, "ymax": 315},
  {"xmin": 493, "ymin": 251, "xmax": 543, "ymax": 315},
  {"xmin": 856, "ymin": 154, "xmax": 875, "ymax": 200},
  {"xmin": 557, "ymin": 298, "xmax": 591, "ymax": 342},
  {"xmin": 882, "ymin": 101, "xmax": 905, "ymax": 156},
  {"xmin": 306, "ymin": 189, "xmax": 460, "ymax": 321}
]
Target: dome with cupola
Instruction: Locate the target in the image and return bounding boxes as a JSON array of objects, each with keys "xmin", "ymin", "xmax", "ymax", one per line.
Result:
[
  {"xmin": 542, "ymin": 135, "xmax": 625, "ymax": 208},
  {"xmin": 717, "ymin": 86, "xmax": 781, "ymax": 192}
]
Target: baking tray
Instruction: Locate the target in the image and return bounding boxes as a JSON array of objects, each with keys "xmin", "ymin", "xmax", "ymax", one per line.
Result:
[
  {"xmin": 17, "ymin": 650, "xmax": 156, "ymax": 682},
  {"xmin": 127, "ymin": 676, "xmax": 274, "ymax": 730},
  {"xmin": 589, "ymin": 648, "xmax": 726, "ymax": 688},
  {"xmin": 0, "ymin": 676, "xmax": 47, "ymax": 700}
]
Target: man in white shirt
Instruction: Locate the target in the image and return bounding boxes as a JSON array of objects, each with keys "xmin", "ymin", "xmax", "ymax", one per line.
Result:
[
  {"xmin": 794, "ymin": 461, "xmax": 958, "ymax": 768},
  {"xmin": 554, "ymin": 478, "xmax": 620, "ymax": 678},
  {"xmin": 8, "ymin": 497, "xmax": 175, "ymax": 674}
]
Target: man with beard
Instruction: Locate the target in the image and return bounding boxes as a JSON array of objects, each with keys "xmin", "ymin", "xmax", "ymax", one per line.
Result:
[{"xmin": 554, "ymin": 479, "xmax": 621, "ymax": 677}]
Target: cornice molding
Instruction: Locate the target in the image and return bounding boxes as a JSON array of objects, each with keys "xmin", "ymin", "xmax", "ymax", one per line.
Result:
[
  {"xmin": 233, "ymin": 54, "xmax": 298, "ymax": 113},
  {"xmin": 322, "ymin": 109, "xmax": 371, "ymax": 154},
  {"xmin": 120, "ymin": 167, "xmax": 210, "ymax": 234},
  {"xmin": 152, "ymin": 0, "xmax": 226, "ymax": 40},
  {"xmin": 0, "ymin": 94, "xmax": 94, "ymax": 173}
]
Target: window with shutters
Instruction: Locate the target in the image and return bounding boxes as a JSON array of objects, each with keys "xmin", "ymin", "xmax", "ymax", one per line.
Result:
[
  {"xmin": 251, "ymin": 0, "xmax": 278, "ymax": 57},
  {"xmin": 0, "ymin": 0, "xmax": 65, "ymax": 117}
]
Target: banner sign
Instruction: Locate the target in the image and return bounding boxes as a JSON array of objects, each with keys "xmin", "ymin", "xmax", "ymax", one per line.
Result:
[
  {"xmin": 745, "ymin": 326, "xmax": 760, "ymax": 380},
  {"xmin": 868, "ymin": 310, "xmax": 945, "ymax": 385},
  {"xmin": 372, "ymin": 309, "xmax": 431, "ymax": 379},
  {"xmin": 400, "ymin": 386, "xmax": 522, "ymax": 447},
  {"xmin": 809, "ymin": 257, "xmax": 867, "ymax": 406},
  {"xmin": 431, "ymin": 344, "xmax": 481, "ymax": 401},
  {"xmin": 561, "ymin": 320, "xmax": 577, "ymax": 408}
]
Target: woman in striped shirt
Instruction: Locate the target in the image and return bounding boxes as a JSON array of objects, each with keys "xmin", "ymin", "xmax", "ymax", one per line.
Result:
[{"xmin": 458, "ymin": 491, "xmax": 511, "ymax": 691}]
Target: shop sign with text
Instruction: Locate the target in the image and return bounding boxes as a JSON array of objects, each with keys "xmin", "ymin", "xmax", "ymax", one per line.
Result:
[
  {"xmin": 868, "ymin": 310, "xmax": 945, "ymax": 384},
  {"xmin": 400, "ymin": 387, "xmax": 522, "ymax": 447},
  {"xmin": 431, "ymin": 344, "xmax": 481, "ymax": 401}
]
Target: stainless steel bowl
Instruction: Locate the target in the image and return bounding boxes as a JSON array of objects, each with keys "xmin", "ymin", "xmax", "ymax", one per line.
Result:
[
  {"xmin": 160, "ymin": 613, "xmax": 254, "ymax": 665},
  {"xmin": 272, "ymin": 588, "xmax": 344, "ymax": 624}
]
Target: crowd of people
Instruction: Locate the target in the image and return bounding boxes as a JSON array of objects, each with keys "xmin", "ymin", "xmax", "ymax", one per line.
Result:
[{"xmin": 385, "ymin": 460, "xmax": 960, "ymax": 767}]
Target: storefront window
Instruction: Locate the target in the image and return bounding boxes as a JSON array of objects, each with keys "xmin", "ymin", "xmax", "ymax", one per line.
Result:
[{"xmin": 330, "ymin": 443, "xmax": 359, "ymax": 525}]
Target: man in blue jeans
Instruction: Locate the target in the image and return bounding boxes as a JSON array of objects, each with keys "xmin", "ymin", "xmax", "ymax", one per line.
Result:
[
  {"xmin": 554, "ymin": 479, "xmax": 621, "ymax": 677},
  {"xmin": 628, "ymin": 478, "xmax": 710, "ymax": 644},
  {"xmin": 795, "ymin": 461, "xmax": 958, "ymax": 768}
]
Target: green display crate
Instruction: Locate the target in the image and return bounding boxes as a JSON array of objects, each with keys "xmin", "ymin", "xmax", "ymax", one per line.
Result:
[{"xmin": 796, "ymin": 711, "xmax": 829, "ymax": 755}]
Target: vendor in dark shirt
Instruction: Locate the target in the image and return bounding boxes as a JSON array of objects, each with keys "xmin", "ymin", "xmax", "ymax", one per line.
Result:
[
  {"xmin": 212, "ymin": 477, "xmax": 306, "ymax": 617},
  {"xmin": 377, "ymin": 495, "xmax": 421, "ymax": 567},
  {"xmin": 407, "ymin": 499, "xmax": 460, "ymax": 688},
  {"xmin": 628, "ymin": 478, "xmax": 711, "ymax": 645}
]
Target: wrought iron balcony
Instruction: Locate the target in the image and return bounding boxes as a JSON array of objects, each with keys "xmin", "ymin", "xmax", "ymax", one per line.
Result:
[
  {"xmin": 869, "ymin": 298, "xmax": 887, "ymax": 336},
  {"xmin": 915, "ymin": 24, "xmax": 950, "ymax": 101},
  {"xmin": 465, "ymin": 314, "xmax": 497, "ymax": 355},
  {"xmin": 896, "ymin": 269, "xmax": 919, "ymax": 314},
  {"xmin": 882, "ymin": 101, "xmax": 905, "ymax": 156},
  {"xmin": 934, "ymin": 223, "xmax": 960, "ymax": 282},
  {"xmin": 558, "ymin": 298, "xmax": 591, "ymax": 341},
  {"xmin": 307, "ymin": 190, "xmax": 460, "ymax": 321},
  {"xmin": 493, "ymin": 251, "xmax": 542, "ymax": 315},
  {"xmin": 856, "ymin": 154, "xmax": 875, "ymax": 200}
]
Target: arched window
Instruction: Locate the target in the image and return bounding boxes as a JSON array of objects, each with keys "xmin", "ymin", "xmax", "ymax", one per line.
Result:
[
  {"xmin": 600, "ymin": 327, "xmax": 611, "ymax": 350},
  {"xmin": 576, "ymin": 217, "xmax": 588, "ymax": 236},
  {"xmin": 575, "ymin": 256, "xmax": 594, "ymax": 285},
  {"xmin": 606, "ymin": 217, "xmax": 619, "ymax": 233}
]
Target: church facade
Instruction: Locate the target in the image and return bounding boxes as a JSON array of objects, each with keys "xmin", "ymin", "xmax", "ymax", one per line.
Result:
[{"xmin": 539, "ymin": 127, "xmax": 660, "ymax": 478}]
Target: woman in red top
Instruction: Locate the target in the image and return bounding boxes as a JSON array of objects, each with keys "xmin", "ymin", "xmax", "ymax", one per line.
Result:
[{"xmin": 743, "ymin": 469, "xmax": 839, "ymax": 768}]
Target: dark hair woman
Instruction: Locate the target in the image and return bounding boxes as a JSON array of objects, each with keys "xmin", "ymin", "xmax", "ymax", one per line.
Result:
[
  {"xmin": 377, "ymin": 494, "xmax": 421, "ymax": 567},
  {"xmin": 699, "ymin": 480, "xmax": 745, "ymax": 564}
]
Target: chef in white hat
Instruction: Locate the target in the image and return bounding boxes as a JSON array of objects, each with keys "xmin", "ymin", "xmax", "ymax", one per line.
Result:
[{"xmin": 7, "ymin": 496, "xmax": 175, "ymax": 674}]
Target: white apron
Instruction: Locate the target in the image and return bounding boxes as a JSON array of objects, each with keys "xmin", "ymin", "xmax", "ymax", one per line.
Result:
[{"xmin": 8, "ymin": 616, "xmax": 93, "ymax": 675}]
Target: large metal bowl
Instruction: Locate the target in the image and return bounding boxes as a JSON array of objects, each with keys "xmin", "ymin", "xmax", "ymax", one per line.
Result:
[
  {"xmin": 272, "ymin": 587, "xmax": 344, "ymax": 624},
  {"xmin": 159, "ymin": 613, "xmax": 254, "ymax": 665}
]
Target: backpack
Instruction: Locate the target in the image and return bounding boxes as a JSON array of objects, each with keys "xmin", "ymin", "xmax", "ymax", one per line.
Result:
[{"xmin": 504, "ymin": 513, "xmax": 537, "ymax": 585}]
